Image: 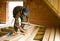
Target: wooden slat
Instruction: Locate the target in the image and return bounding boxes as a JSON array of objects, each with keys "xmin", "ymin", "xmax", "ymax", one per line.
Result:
[
  {"xmin": 55, "ymin": 28, "xmax": 60, "ymax": 41},
  {"xmin": 25, "ymin": 28, "xmax": 39, "ymax": 41},
  {"xmin": 54, "ymin": 0, "xmax": 59, "ymax": 10},
  {"xmin": 59, "ymin": 0, "xmax": 60, "ymax": 12},
  {"xmin": 49, "ymin": 27, "xmax": 55, "ymax": 41},
  {"xmin": 19, "ymin": 22, "xmax": 44, "ymax": 27},
  {"xmin": 42, "ymin": 27, "xmax": 51, "ymax": 41},
  {"xmin": 48, "ymin": 0, "xmax": 54, "ymax": 5}
]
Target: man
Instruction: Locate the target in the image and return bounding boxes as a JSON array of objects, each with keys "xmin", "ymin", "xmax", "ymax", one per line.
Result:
[{"xmin": 9, "ymin": 6, "xmax": 29, "ymax": 36}]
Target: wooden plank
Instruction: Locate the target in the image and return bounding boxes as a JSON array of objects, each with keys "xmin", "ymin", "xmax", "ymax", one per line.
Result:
[
  {"xmin": 59, "ymin": 0, "xmax": 60, "ymax": 12},
  {"xmin": 42, "ymin": 27, "xmax": 51, "ymax": 41},
  {"xmin": 49, "ymin": 27, "xmax": 55, "ymax": 41},
  {"xmin": 14, "ymin": 26, "xmax": 37, "ymax": 41},
  {"xmin": 44, "ymin": 0, "xmax": 60, "ymax": 17},
  {"xmin": 0, "ymin": 25, "xmax": 35, "ymax": 41},
  {"xmin": 48, "ymin": 0, "xmax": 54, "ymax": 5},
  {"xmin": 55, "ymin": 28, "xmax": 60, "ymax": 41},
  {"xmin": 19, "ymin": 22, "xmax": 44, "ymax": 27},
  {"xmin": 54, "ymin": 0, "xmax": 59, "ymax": 10},
  {"xmin": 25, "ymin": 28, "xmax": 39, "ymax": 41}
]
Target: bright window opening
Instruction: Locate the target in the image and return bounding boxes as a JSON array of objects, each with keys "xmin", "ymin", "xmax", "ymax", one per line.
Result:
[{"xmin": 0, "ymin": 1, "xmax": 23, "ymax": 28}]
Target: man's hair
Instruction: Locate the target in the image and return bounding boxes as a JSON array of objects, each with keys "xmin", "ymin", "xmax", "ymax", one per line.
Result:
[{"xmin": 13, "ymin": 6, "xmax": 23, "ymax": 18}]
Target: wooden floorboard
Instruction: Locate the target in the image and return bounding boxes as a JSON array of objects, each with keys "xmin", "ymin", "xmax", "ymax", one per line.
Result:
[
  {"xmin": 49, "ymin": 27, "xmax": 55, "ymax": 41},
  {"xmin": 42, "ymin": 27, "xmax": 51, "ymax": 41},
  {"xmin": 55, "ymin": 28, "xmax": 60, "ymax": 41}
]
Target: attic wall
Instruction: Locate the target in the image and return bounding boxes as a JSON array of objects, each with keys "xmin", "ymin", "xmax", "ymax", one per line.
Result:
[
  {"xmin": 0, "ymin": 1, "xmax": 6, "ymax": 24},
  {"xmin": 0, "ymin": 0, "xmax": 60, "ymax": 27},
  {"xmin": 27, "ymin": 0, "xmax": 60, "ymax": 27}
]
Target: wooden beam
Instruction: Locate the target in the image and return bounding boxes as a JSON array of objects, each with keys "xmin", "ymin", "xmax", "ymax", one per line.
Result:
[
  {"xmin": 44, "ymin": 0, "xmax": 60, "ymax": 17},
  {"xmin": 48, "ymin": 0, "xmax": 54, "ymax": 5},
  {"xmin": 58, "ymin": 0, "xmax": 60, "ymax": 12},
  {"xmin": 54, "ymin": 0, "xmax": 59, "ymax": 10}
]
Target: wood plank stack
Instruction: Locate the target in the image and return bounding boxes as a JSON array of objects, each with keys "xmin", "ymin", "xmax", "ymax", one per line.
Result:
[{"xmin": 0, "ymin": 24, "xmax": 41, "ymax": 41}]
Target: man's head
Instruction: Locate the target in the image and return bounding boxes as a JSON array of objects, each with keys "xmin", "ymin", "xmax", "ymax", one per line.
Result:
[{"xmin": 23, "ymin": 8, "xmax": 29, "ymax": 16}]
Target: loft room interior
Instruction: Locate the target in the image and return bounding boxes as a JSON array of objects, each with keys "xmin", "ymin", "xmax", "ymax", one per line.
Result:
[{"xmin": 0, "ymin": 0, "xmax": 60, "ymax": 41}]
